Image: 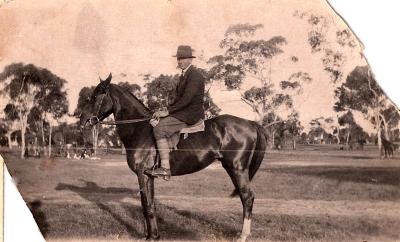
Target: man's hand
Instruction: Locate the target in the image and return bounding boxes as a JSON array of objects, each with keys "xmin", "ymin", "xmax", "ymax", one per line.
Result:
[{"xmin": 152, "ymin": 110, "xmax": 169, "ymax": 119}]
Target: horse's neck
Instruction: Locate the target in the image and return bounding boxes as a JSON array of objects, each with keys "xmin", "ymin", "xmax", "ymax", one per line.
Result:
[{"xmin": 110, "ymin": 85, "xmax": 149, "ymax": 121}]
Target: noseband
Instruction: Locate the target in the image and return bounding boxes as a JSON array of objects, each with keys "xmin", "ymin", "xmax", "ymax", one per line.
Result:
[{"xmin": 87, "ymin": 88, "xmax": 109, "ymax": 126}]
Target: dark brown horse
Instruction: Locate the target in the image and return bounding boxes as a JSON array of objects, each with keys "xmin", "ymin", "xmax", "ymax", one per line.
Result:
[{"xmin": 81, "ymin": 74, "xmax": 268, "ymax": 241}]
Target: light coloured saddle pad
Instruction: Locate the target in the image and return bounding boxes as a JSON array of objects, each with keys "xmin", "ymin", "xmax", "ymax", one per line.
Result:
[
  {"xmin": 167, "ymin": 119, "xmax": 205, "ymax": 150},
  {"xmin": 180, "ymin": 119, "xmax": 205, "ymax": 135}
]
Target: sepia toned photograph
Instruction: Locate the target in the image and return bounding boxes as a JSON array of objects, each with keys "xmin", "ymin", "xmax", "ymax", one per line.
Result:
[{"xmin": 1, "ymin": 0, "xmax": 400, "ymax": 241}]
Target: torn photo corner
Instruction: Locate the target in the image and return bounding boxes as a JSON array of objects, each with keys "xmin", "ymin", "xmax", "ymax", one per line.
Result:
[{"xmin": 1, "ymin": 1, "xmax": 400, "ymax": 241}]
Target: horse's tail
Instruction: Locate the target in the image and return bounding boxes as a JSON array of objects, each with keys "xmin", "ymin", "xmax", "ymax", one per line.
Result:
[{"xmin": 230, "ymin": 123, "xmax": 267, "ymax": 197}]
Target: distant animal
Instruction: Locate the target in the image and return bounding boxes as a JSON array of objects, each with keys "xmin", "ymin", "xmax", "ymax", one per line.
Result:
[
  {"xmin": 79, "ymin": 74, "xmax": 268, "ymax": 241},
  {"xmin": 381, "ymin": 137, "xmax": 396, "ymax": 158}
]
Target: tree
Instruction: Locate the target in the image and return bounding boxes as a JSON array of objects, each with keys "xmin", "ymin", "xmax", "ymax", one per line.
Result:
[
  {"xmin": 144, "ymin": 74, "xmax": 178, "ymax": 110},
  {"xmin": 294, "ymin": 11, "xmax": 358, "ymax": 84},
  {"xmin": 0, "ymin": 63, "xmax": 68, "ymax": 158},
  {"xmin": 337, "ymin": 111, "xmax": 356, "ymax": 146},
  {"xmin": 208, "ymin": 24, "xmax": 287, "ymax": 122},
  {"xmin": 309, "ymin": 116, "xmax": 338, "ymax": 144},
  {"xmin": 208, "ymin": 24, "xmax": 311, "ymax": 147},
  {"xmin": 37, "ymin": 69, "xmax": 69, "ymax": 157},
  {"xmin": 284, "ymin": 112, "xmax": 303, "ymax": 150},
  {"xmin": 334, "ymin": 65, "xmax": 400, "ymax": 155},
  {"xmin": 0, "ymin": 113, "xmax": 19, "ymax": 149}
]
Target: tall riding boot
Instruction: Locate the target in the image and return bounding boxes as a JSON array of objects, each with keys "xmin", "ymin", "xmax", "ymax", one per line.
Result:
[{"xmin": 145, "ymin": 138, "xmax": 171, "ymax": 179}]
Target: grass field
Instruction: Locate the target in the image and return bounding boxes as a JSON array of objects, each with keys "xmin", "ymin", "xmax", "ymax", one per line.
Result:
[{"xmin": 2, "ymin": 144, "xmax": 400, "ymax": 242}]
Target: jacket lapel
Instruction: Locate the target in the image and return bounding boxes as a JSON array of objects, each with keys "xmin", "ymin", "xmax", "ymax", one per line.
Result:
[{"xmin": 177, "ymin": 66, "xmax": 193, "ymax": 94}]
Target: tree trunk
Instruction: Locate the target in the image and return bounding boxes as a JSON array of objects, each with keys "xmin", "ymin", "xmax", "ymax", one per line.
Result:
[
  {"xmin": 41, "ymin": 119, "xmax": 47, "ymax": 156},
  {"xmin": 271, "ymin": 130, "xmax": 275, "ymax": 148},
  {"xmin": 20, "ymin": 115, "xmax": 28, "ymax": 159},
  {"xmin": 335, "ymin": 126, "xmax": 340, "ymax": 144},
  {"xmin": 377, "ymin": 127, "xmax": 383, "ymax": 158},
  {"xmin": 6, "ymin": 132, "xmax": 12, "ymax": 149},
  {"xmin": 346, "ymin": 131, "xmax": 351, "ymax": 146},
  {"xmin": 292, "ymin": 135, "xmax": 296, "ymax": 150},
  {"xmin": 92, "ymin": 125, "xmax": 99, "ymax": 156},
  {"xmin": 382, "ymin": 119, "xmax": 389, "ymax": 140},
  {"xmin": 335, "ymin": 118, "xmax": 341, "ymax": 144},
  {"xmin": 335, "ymin": 135, "xmax": 340, "ymax": 144},
  {"xmin": 48, "ymin": 125, "xmax": 52, "ymax": 157}
]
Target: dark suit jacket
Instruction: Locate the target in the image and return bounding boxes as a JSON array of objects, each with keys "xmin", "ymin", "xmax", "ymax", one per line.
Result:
[{"xmin": 167, "ymin": 65, "xmax": 205, "ymax": 125}]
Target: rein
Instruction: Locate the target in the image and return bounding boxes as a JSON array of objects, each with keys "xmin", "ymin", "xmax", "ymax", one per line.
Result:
[{"xmin": 99, "ymin": 117, "xmax": 151, "ymax": 125}]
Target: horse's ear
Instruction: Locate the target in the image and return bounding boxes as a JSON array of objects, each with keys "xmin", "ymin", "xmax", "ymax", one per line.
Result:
[
  {"xmin": 99, "ymin": 77, "xmax": 103, "ymax": 83},
  {"xmin": 104, "ymin": 73, "xmax": 112, "ymax": 86}
]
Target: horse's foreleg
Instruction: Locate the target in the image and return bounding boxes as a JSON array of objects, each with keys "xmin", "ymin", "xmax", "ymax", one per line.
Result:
[{"xmin": 137, "ymin": 172, "xmax": 159, "ymax": 240}]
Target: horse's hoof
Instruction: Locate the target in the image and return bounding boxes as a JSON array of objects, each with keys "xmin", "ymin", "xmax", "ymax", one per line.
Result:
[
  {"xmin": 145, "ymin": 234, "xmax": 160, "ymax": 241},
  {"xmin": 236, "ymin": 234, "xmax": 248, "ymax": 242}
]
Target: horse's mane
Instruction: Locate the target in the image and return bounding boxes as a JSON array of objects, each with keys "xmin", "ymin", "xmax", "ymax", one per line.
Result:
[{"xmin": 110, "ymin": 83, "xmax": 151, "ymax": 115}]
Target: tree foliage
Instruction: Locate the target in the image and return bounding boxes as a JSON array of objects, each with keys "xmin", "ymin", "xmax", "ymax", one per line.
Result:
[
  {"xmin": 144, "ymin": 74, "xmax": 178, "ymax": 110},
  {"xmin": 0, "ymin": 63, "xmax": 69, "ymax": 158},
  {"xmin": 294, "ymin": 11, "xmax": 357, "ymax": 84},
  {"xmin": 334, "ymin": 65, "xmax": 400, "ymax": 154},
  {"xmin": 208, "ymin": 23, "xmax": 312, "ymax": 148}
]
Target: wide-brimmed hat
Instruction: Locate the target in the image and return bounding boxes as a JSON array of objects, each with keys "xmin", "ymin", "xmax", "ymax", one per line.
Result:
[{"xmin": 173, "ymin": 45, "xmax": 196, "ymax": 59}]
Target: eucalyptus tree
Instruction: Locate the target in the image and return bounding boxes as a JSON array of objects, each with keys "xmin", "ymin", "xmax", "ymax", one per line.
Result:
[
  {"xmin": 208, "ymin": 24, "xmax": 311, "ymax": 147},
  {"xmin": 335, "ymin": 65, "xmax": 400, "ymax": 154},
  {"xmin": 0, "ymin": 63, "xmax": 68, "ymax": 158}
]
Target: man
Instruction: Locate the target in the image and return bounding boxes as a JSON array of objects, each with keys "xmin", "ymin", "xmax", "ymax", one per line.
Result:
[{"xmin": 145, "ymin": 45, "xmax": 205, "ymax": 178}]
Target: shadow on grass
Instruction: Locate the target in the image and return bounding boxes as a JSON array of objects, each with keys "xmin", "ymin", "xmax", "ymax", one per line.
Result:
[
  {"xmin": 328, "ymin": 155, "xmax": 376, "ymax": 160},
  {"xmin": 158, "ymin": 203, "xmax": 240, "ymax": 240},
  {"xmin": 156, "ymin": 203, "xmax": 400, "ymax": 241},
  {"xmin": 54, "ymin": 180, "xmax": 198, "ymax": 240},
  {"xmin": 271, "ymin": 166, "xmax": 400, "ymax": 186},
  {"xmin": 55, "ymin": 181, "xmax": 142, "ymax": 238}
]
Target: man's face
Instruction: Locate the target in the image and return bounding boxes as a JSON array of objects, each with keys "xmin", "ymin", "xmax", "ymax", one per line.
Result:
[{"xmin": 177, "ymin": 58, "xmax": 192, "ymax": 70}]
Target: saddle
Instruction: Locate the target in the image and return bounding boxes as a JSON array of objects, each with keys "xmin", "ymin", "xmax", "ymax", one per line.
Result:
[{"xmin": 167, "ymin": 119, "xmax": 205, "ymax": 150}]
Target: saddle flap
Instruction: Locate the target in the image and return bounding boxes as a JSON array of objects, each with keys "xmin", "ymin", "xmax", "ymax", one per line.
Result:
[
  {"xmin": 167, "ymin": 119, "xmax": 205, "ymax": 150},
  {"xmin": 180, "ymin": 119, "xmax": 205, "ymax": 134}
]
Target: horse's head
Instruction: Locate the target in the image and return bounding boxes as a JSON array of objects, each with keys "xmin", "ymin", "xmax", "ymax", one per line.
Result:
[{"xmin": 80, "ymin": 73, "xmax": 114, "ymax": 129}]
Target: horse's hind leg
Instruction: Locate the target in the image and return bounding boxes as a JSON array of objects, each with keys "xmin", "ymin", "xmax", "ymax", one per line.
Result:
[{"xmin": 222, "ymin": 165, "xmax": 254, "ymax": 242}]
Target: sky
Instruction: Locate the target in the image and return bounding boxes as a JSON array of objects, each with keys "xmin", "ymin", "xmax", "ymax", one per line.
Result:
[{"xmin": 0, "ymin": 0, "xmax": 368, "ymax": 131}]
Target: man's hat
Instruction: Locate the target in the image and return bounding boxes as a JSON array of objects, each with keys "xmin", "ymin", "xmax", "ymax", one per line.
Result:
[{"xmin": 173, "ymin": 45, "xmax": 196, "ymax": 59}]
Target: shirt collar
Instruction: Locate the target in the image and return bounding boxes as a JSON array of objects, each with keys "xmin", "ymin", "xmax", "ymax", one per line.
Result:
[{"xmin": 181, "ymin": 64, "xmax": 192, "ymax": 76}]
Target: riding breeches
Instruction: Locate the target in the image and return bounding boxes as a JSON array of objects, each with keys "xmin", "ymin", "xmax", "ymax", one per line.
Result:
[{"xmin": 153, "ymin": 116, "xmax": 188, "ymax": 139}]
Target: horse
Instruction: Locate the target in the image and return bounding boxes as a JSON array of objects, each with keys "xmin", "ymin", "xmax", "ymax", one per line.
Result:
[
  {"xmin": 80, "ymin": 73, "xmax": 268, "ymax": 241},
  {"xmin": 382, "ymin": 137, "xmax": 397, "ymax": 158}
]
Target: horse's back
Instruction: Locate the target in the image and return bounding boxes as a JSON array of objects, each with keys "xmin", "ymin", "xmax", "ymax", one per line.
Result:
[{"xmin": 205, "ymin": 114, "xmax": 260, "ymax": 138}]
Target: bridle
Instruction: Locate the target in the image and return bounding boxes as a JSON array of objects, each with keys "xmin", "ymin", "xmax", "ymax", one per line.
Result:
[
  {"xmin": 86, "ymin": 87, "xmax": 109, "ymax": 126},
  {"xmin": 86, "ymin": 86, "xmax": 151, "ymax": 127}
]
